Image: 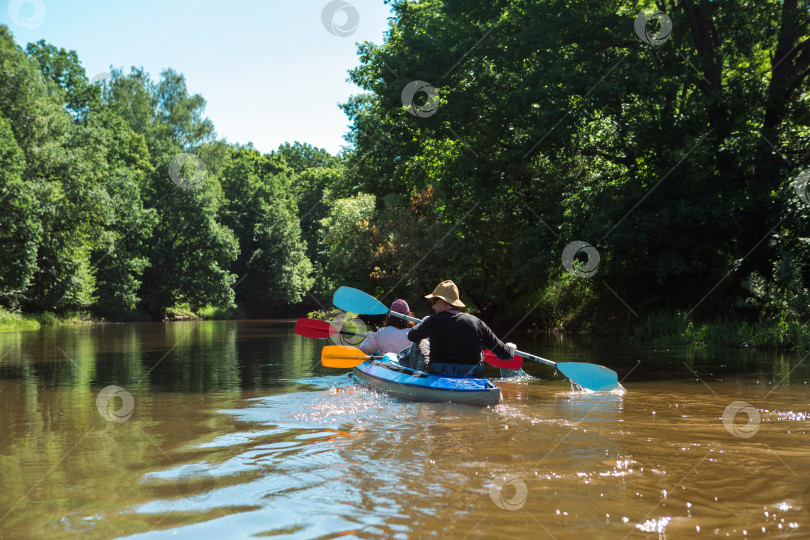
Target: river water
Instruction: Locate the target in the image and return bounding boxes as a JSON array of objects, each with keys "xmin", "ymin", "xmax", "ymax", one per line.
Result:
[{"xmin": 0, "ymin": 320, "xmax": 807, "ymax": 539}]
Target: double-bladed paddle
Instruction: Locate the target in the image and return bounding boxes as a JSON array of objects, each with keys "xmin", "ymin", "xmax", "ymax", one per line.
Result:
[
  {"xmin": 295, "ymin": 318, "xmax": 364, "ymax": 340},
  {"xmin": 299, "ymin": 316, "xmax": 520, "ymax": 369},
  {"xmin": 332, "ymin": 287, "xmax": 523, "ymax": 370},
  {"xmin": 321, "ymin": 345, "xmax": 372, "ymax": 368},
  {"xmin": 333, "ymin": 286, "xmax": 620, "ymax": 392}
]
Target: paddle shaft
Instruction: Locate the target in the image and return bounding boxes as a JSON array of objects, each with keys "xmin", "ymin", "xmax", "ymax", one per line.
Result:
[
  {"xmin": 384, "ymin": 310, "xmax": 422, "ymax": 324},
  {"xmin": 385, "ymin": 310, "xmax": 556, "ymax": 368},
  {"xmin": 384, "ymin": 309, "xmax": 529, "ymax": 362},
  {"xmin": 510, "ymin": 349, "xmax": 555, "ymax": 368},
  {"xmin": 336, "ymin": 329, "xmax": 364, "ymax": 337}
]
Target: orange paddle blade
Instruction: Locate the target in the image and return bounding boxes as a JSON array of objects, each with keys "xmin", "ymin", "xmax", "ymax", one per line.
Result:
[{"xmin": 321, "ymin": 345, "xmax": 370, "ymax": 368}]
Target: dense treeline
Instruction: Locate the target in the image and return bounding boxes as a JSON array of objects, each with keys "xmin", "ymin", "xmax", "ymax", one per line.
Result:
[
  {"xmin": 2, "ymin": 0, "xmax": 810, "ymax": 335},
  {"xmin": 0, "ymin": 26, "xmax": 332, "ymax": 319},
  {"xmin": 331, "ymin": 0, "xmax": 810, "ymax": 332}
]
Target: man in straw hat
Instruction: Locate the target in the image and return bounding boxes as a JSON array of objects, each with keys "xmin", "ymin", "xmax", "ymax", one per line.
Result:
[{"xmin": 399, "ymin": 280, "xmax": 516, "ymax": 376}]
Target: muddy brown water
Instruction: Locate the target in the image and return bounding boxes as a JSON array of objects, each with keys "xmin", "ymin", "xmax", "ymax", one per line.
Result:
[{"xmin": 0, "ymin": 320, "xmax": 807, "ymax": 539}]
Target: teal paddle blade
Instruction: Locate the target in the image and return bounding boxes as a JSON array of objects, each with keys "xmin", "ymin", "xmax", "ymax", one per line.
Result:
[
  {"xmin": 556, "ymin": 362, "xmax": 619, "ymax": 392},
  {"xmin": 333, "ymin": 286, "xmax": 389, "ymax": 315}
]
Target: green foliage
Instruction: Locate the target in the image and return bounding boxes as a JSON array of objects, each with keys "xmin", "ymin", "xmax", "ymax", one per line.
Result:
[
  {"xmin": 0, "ymin": 115, "xmax": 40, "ymax": 308},
  {"xmin": 531, "ymin": 273, "xmax": 595, "ymax": 331},
  {"xmin": 0, "ymin": 307, "xmax": 40, "ymax": 332},
  {"xmin": 196, "ymin": 304, "xmax": 245, "ymax": 320},
  {"xmin": 634, "ymin": 311, "xmax": 810, "ymax": 352},
  {"xmin": 277, "ymin": 142, "xmax": 346, "ymax": 305},
  {"xmin": 318, "ymin": 192, "xmax": 377, "ymax": 294},
  {"xmin": 0, "ymin": 307, "xmax": 102, "ymax": 331},
  {"xmin": 219, "ymin": 146, "xmax": 313, "ymax": 311},
  {"xmin": 0, "ymin": 26, "xmax": 325, "ymax": 321},
  {"xmin": 25, "ymin": 39, "xmax": 99, "ymax": 119},
  {"xmin": 338, "ymin": 0, "xmax": 810, "ymax": 340},
  {"xmin": 276, "ymin": 141, "xmax": 340, "ymax": 175},
  {"xmin": 34, "ymin": 311, "xmax": 58, "ymax": 326},
  {"xmin": 165, "ymin": 303, "xmax": 196, "ymax": 320},
  {"xmin": 742, "ymin": 251, "xmax": 810, "ymax": 323},
  {"xmin": 3, "ymin": 0, "xmax": 809, "ymax": 347},
  {"xmin": 0, "ymin": 26, "xmax": 102, "ymax": 311}
]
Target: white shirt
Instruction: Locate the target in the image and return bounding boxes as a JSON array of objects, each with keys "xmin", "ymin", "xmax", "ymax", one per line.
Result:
[{"xmin": 359, "ymin": 326, "xmax": 411, "ymax": 355}]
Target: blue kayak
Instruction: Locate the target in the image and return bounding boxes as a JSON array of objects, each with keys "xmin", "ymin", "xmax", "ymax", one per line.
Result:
[{"xmin": 351, "ymin": 357, "xmax": 502, "ymax": 406}]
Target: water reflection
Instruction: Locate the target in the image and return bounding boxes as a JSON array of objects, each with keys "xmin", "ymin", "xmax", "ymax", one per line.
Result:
[
  {"xmin": 0, "ymin": 322, "xmax": 807, "ymax": 538},
  {"xmin": 0, "ymin": 320, "xmax": 330, "ymax": 394}
]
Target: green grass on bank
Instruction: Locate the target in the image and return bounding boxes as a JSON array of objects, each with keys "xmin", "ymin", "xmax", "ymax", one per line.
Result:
[
  {"xmin": 195, "ymin": 304, "xmax": 245, "ymax": 320},
  {"xmin": 307, "ymin": 308, "xmax": 352, "ymax": 321},
  {"xmin": 154, "ymin": 303, "xmax": 246, "ymax": 321},
  {"xmin": 633, "ymin": 311, "xmax": 810, "ymax": 351},
  {"xmin": 0, "ymin": 308, "xmax": 98, "ymax": 332},
  {"xmin": 0, "ymin": 304, "xmax": 245, "ymax": 333},
  {"xmin": 0, "ymin": 308, "xmax": 41, "ymax": 332}
]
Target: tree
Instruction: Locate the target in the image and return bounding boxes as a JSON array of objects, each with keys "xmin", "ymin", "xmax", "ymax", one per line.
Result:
[
  {"xmin": 318, "ymin": 192, "xmax": 377, "ymax": 294},
  {"xmin": 0, "ymin": 115, "xmax": 40, "ymax": 308},
  {"xmin": 276, "ymin": 141, "xmax": 340, "ymax": 174},
  {"xmin": 83, "ymin": 110, "xmax": 156, "ymax": 318},
  {"xmin": 340, "ymin": 0, "xmax": 810, "ymax": 327},
  {"xmin": 25, "ymin": 39, "xmax": 99, "ymax": 120},
  {"xmin": 1, "ymin": 27, "xmax": 319, "ymax": 319},
  {"xmin": 99, "ymin": 67, "xmax": 240, "ymax": 316},
  {"xmin": 0, "ymin": 26, "xmax": 105, "ymax": 311},
  {"xmin": 220, "ymin": 146, "xmax": 313, "ymax": 312}
]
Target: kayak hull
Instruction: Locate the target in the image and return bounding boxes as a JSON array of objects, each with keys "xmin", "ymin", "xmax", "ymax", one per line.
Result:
[{"xmin": 352, "ymin": 359, "xmax": 502, "ymax": 406}]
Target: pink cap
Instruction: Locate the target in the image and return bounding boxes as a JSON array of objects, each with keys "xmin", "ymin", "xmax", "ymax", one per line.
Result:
[{"xmin": 390, "ymin": 299, "xmax": 409, "ymax": 315}]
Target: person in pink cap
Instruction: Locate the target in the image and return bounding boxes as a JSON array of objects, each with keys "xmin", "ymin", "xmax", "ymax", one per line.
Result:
[{"xmin": 358, "ymin": 299, "xmax": 415, "ymax": 355}]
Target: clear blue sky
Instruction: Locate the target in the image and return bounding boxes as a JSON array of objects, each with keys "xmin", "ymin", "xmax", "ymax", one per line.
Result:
[{"xmin": 1, "ymin": 0, "xmax": 395, "ymax": 155}]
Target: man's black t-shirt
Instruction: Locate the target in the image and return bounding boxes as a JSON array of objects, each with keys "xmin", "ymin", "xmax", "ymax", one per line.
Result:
[{"xmin": 407, "ymin": 311, "xmax": 515, "ymax": 365}]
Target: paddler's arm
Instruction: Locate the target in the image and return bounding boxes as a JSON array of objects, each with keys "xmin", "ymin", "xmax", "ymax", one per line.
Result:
[
  {"xmin": 479, "ymin": 320, "xmax": 516, "ymax": 360},
  {"xmin": 407, "ymin": 315, "xmax": 433, "ymax": 343},
  {"xmin": 359, "ymin": 330, "xmax": 379, "ymax": 354}
]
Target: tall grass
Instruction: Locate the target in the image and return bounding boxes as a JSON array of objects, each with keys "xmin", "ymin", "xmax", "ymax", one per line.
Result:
[
  {"xmin": 0, "ymin": 308, "xmax": 41, "ymax": 332},
  {"xmin": 165, "ymin": 303, "xmax": 244, "ymax": 320},
  {"xmin": 197, "ymin": 305, "xmax": 245, "ymax": 320},
  {"xmin": 633, "ymin": 311, "xmax": 810, "ymax": 352},
  {"xmin": 0, "ymin": 309, "xmax": 102, "ymax": 332},
  {"xmin": 0, "ymin": 303, "xmax": 242, "ymax": 331}
]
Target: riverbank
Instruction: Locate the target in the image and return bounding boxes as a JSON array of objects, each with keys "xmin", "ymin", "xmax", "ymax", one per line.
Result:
[
  {"xmin": 632, "ymin": 311, "xmax": 810, "ymax": 352},
  {"xmin": 0, "ymin": 304, "xmax": 246, "ymax": 333},
  {"xmin": 4, "ymin": 306, "xmax": 808, "ymax": 354},
  {"xmin": 0, "ymin": 309, "xmax": 96, "ymax": 332}
]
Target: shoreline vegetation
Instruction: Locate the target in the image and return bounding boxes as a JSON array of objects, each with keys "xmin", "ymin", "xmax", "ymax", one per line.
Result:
[
  {"xmin": 0, "ymin": 304, "xmax": 245, "ymax": 332},
  {"xmin": 2, "ymin": 3, "xmax": 809, "ymax": 349},
  {"xmin": 4, "ymin": 306, "xmax": 808, "ymax": 354},
  {"xmin": 631, "ymin": 312, "xmax": 810, "ymax": 352}
]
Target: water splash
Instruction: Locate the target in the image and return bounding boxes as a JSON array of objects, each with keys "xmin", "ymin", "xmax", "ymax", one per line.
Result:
[
  {"xmin": 497, "ymin": 368, "xmax": 536, "ymax": 381},
  {"xmin": 569, "ymin": 381, "xmax": 627, "ymax": 396}
]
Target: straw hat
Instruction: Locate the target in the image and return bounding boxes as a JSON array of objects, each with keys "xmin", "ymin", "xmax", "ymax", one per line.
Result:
[{"xmin": 425, "ymin": 280, "xmax": 465, "ymax": 308}]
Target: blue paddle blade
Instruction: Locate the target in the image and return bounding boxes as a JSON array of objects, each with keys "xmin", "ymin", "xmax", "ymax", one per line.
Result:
[
  {"xmin": 333, "ymin": 286, "xmax": 389, "ymax": 315},
  {"xmin": 556, "ymin": 362, "xmax": 619, "ymax": 392}
]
